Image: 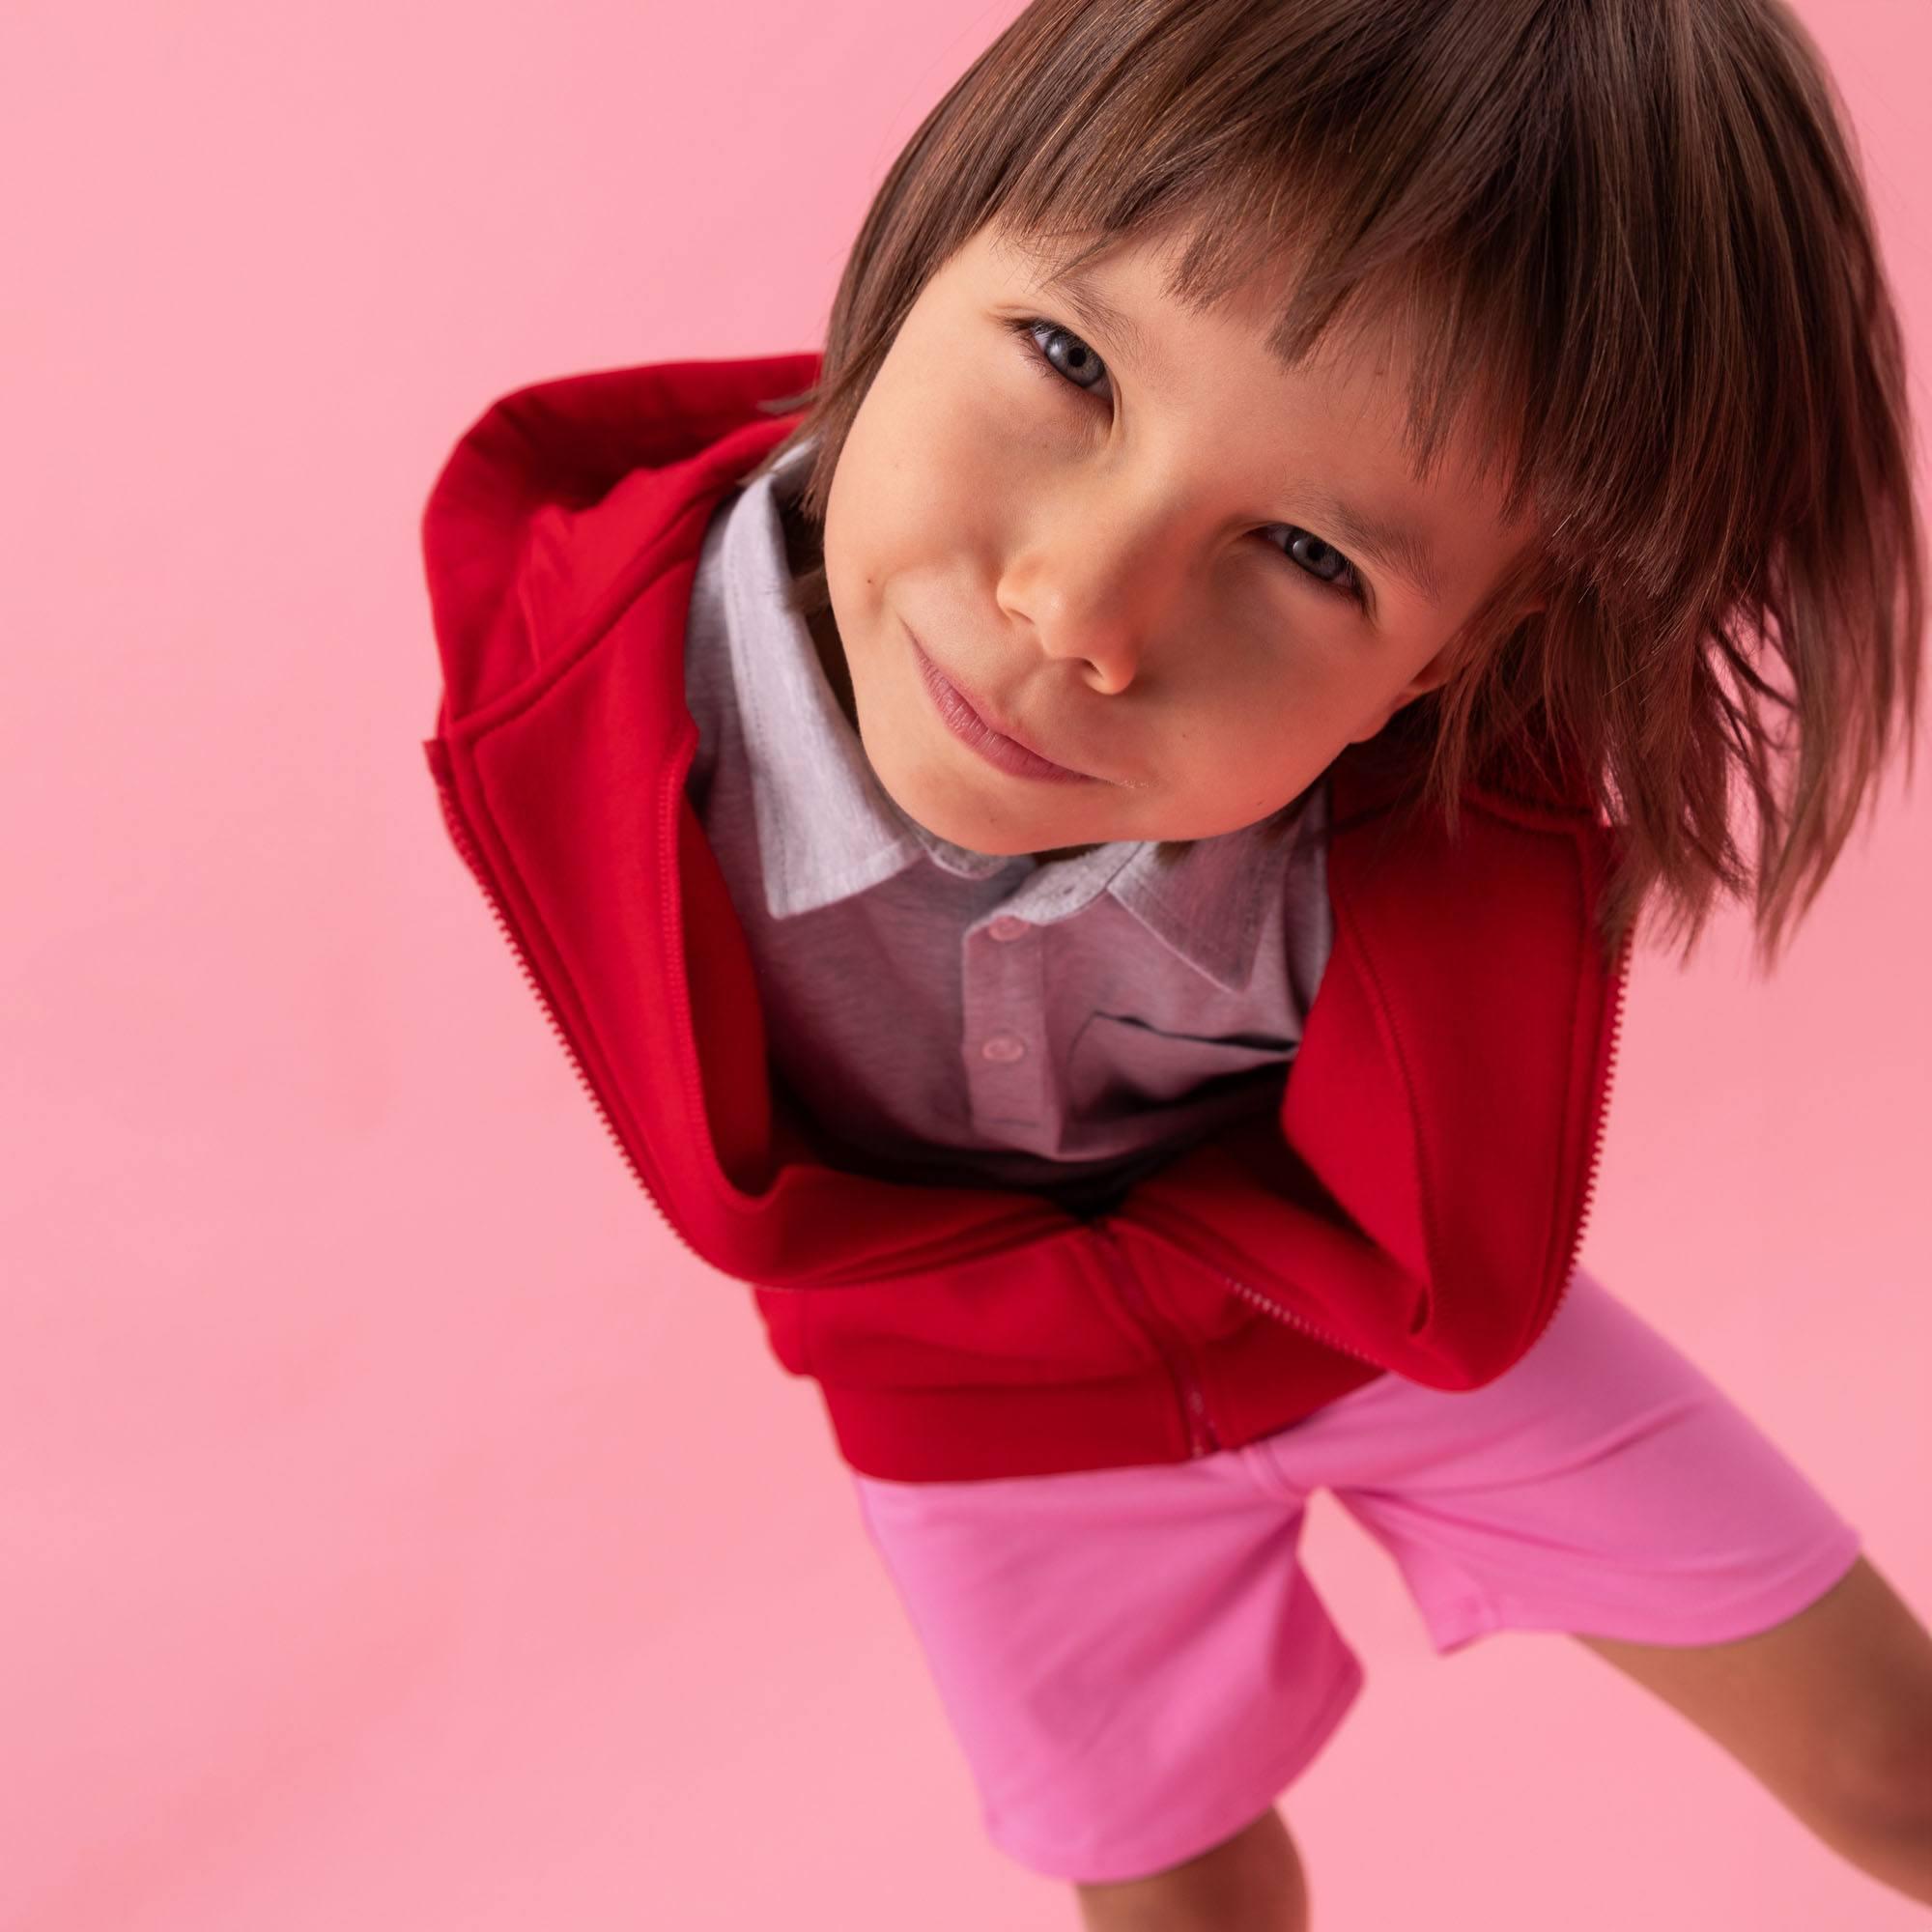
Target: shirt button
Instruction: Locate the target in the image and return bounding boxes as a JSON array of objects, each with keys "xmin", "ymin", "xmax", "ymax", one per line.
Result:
[
  {"xmin": 986, "ymin": 915, "xmax": 1031, "ymax": 943},
  {"xmin": 980, "ymin": 1032, "xmax": 1027, "ymax": 1063}
]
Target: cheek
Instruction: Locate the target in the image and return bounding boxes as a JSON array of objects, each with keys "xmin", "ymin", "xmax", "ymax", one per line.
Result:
[
  {"xmin": 829, "ymin": 456, "xmax": 993, "ymax": 619},
  {"xmin": 1185, "ymin": 666, "xmax": 1359, "ymax": 777},
  {"xmin": 874, "ymin": 338, "xmax": 1022, "ymax": 504}
]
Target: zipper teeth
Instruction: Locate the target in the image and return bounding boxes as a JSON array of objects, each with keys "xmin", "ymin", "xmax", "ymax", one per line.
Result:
[
  {"xmin": 1506, "ymin": 920, "xmax": 1634, "ymax": 1352},
  {"xmin": 1122, "ymin": 1186, "xmax": 1394, "ymax": 1368},
  {"xmin": 1558, "ymin": 923, "xmax": 1634, "ymax": 1289},
  {"xmin": 427, "ymin": 743, "xmax": 714, "ymax": 1274},
  {"xmin": 1214, "ymin": 1267, "xmax": 1386, "ymax": 1366},
  {"xmin": 427, "ymin": 735, "xmax": 1056, "ymax": 1298},
  {"xmin": 1155, "ymin": 922, "xmax": 1637, "ymax": 1374}
]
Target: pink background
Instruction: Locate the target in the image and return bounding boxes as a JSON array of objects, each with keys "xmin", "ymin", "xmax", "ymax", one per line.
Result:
[{"xmin": 4, "ymin": 1, "xmax": 1927, "ymax": 1925}]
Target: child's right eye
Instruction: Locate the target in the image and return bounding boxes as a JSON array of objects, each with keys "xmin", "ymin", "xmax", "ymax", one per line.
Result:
[{"xmin": 1005, "ymin": 316, "xmax": 1115, "ymax": 404}]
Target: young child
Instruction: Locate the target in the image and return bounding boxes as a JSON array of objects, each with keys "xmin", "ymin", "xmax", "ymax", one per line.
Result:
[{"xmin": 418, "ymin": 0, "xmax": 1931, "ymax": 1922}]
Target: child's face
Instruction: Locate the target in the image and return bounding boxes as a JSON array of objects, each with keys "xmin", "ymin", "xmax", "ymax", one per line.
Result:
[{"xmin": 814, "ymin": 220, "xmax": 1539, "ymax": 852}]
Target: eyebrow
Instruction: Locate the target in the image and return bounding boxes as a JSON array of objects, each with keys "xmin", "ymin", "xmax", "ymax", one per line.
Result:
[
  {"xmin": 1038, "ymin": 261, "xmax": 1162, "ymax": 390},
  {"xmin": 1292, "ymin": 491, "xmax": 1448, "ymax": 608},
  {"xmin": 1036, "ymin": 262, "xmax": 1450, "ymax": 608}
]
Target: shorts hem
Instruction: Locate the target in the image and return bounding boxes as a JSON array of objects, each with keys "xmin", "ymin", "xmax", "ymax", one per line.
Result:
[
  {"xmin": 984, "ymin": 1648, "xmax": 1367, "ymax": 1887},
  {"xmin": 1424, "ymin": 1526, "xmax": 1864, "ymax": 1656}
]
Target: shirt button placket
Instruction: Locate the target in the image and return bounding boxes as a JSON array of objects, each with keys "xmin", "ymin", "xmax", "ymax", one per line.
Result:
[{"xmin": 965, "ymin": 912, "xmax": 1046, "ymax": 1131}]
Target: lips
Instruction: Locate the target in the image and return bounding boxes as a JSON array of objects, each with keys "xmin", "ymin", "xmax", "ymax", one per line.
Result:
[{"xmin": 907, "ymin": 628, "xmax": 1093, "ymax": 780}]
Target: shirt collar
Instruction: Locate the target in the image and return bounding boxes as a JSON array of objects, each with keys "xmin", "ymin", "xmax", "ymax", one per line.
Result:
[{"xmin": 718, "ymin": 437, "xmax": 1321, "ymax": 994}]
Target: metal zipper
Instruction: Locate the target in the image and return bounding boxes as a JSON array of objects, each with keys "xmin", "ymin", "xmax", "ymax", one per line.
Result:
[{"xmin": 1089, "ymin": 1218, "xmax": 1223, "ymax": 1458}]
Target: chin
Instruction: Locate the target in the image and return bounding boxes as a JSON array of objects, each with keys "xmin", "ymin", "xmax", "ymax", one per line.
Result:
[
  {"xmin": 921, "ymin": 811, "xmax": 1042, "ymax": 856},
  {"xmin": 884, "ymin": 782, "xmax": 1053, "ymax": 857}
]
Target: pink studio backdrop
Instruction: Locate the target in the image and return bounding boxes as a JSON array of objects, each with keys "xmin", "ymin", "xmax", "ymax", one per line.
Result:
[{"xmin": 3, "ymin": 2, "xmax": 1927, "ymax": 1927}]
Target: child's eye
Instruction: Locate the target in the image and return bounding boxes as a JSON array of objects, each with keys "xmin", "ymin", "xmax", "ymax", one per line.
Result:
[
  {"xmin": 1269, "ymin": 527, "xmax": 1365, "ymax": 603},
  {"xmin": 1002, "ymin": 314, "xmax": 1369, "ymax": 609},
  {"xmin": 1007, "ymin": 313, "xmax": 1116, "ymax": 401}
]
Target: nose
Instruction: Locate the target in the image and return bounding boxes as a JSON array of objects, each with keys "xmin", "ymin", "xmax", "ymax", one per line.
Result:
[{"xmin": 995, "ymin": 493, "xmax": 1179, "ymax": 691}]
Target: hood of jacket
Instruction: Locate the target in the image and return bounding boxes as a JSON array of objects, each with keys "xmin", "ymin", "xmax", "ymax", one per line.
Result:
[{"xmin": 418, "ymin": 353, "xmax": 1632, "ymax": 1483}]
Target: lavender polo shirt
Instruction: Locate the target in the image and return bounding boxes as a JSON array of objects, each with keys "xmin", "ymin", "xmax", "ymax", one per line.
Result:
[{"xmin": 680, "ymin": 437, "xmax": 1335, "ymax": 1219}]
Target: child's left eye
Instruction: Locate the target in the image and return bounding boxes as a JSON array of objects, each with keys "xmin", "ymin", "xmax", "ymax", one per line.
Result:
[
  {"xmin": 1002, "ymin": 315, "xmax": 1369, "ymax": 609},
  {"xmin": 1270, "ymin": 527, "xmax": 1365, "ymax": 603}
]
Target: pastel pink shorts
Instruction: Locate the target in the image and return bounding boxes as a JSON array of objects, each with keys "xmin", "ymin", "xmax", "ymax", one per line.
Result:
[{"xmin": 850, "ymin": 1264, "xmax": 1862, "ymax": 1886}]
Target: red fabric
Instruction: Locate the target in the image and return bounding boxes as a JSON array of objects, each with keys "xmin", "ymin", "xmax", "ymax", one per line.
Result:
[{"xmin": 419, "ymin": 354, "xmax": 1632, "ymax": 1483}]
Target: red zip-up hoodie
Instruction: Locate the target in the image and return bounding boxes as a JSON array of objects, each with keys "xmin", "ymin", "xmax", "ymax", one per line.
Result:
[{"xmin": 419, "ymin": 353, "xmax": 1632, "ymax": 1484}]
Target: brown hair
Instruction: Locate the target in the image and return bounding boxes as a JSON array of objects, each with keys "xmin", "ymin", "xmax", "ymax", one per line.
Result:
[{"xmin": 744, "ymin": 0, "xmax": 1924, "ymax": 975}]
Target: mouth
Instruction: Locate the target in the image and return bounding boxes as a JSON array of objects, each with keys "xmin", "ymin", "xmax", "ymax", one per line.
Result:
[{"xmin": 907, "ymin": 626, "xmax": 1100, "ymax": 784}]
